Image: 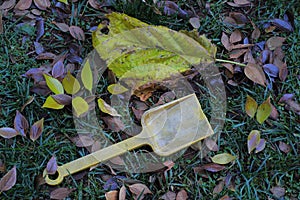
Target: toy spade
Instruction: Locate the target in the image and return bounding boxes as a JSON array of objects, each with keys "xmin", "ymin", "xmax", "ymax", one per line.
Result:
[{"xmin": 43, "ymin": 93, "xmax": 213, "ymax": 185}]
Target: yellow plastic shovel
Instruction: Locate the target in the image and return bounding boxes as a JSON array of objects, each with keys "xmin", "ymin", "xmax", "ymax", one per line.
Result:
[{"xmin": 43, "ymin": 93, "xmax": 213, "ymax": 185}]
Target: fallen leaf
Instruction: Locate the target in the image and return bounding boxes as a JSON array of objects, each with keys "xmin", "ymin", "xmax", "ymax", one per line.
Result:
[
  {"xmin": 0, "ymin": 127, "xmax": 19, "ymax": 139},
  {"xmin": 269, "ymin": 104, "xmax": 279, "ymax": 120},
  {"xmin": 161, "ymin": 191, "xmax": 176, "ymax": 200},
  {"xmin": 284, "ymin": 99, "xmax": 300, "ymax": 116},
  {"xmin": 234, "ymin": 0, "xmax": 251, "ymax": 5},
  {"xmin": 119, "ymin": 185, "xmax": 127, "ymax": 200},
  {"xmin": 0, "ymin": 160, "xmax": 5, "ymax": 173},
  {"xmin": 202, "ymin": 163, "xmax": 225, "ymax": 172},
  {"xmin": 251, "ymin": 27, "xmax": 261, "ymax": 40},
  {"xmin": 156, "ymin": 91, "xmax": 176, "ymax": 105},
  {"xmin": 204, "ymin": 138, "xmax": 219, "ymax": 151},
  {"xmin": 132, "ymin": 107, "xmax": 144, "ymax": 121},
  {"xmin": 88, "ymin": 0, "xmax": 101, "ymax": 9},
  {"xmin": 43, "ymin": 74, "xmax": 64, "ymax": 94},
  {"xmin": 72, "ymin": 135, "xmax": 94, "ymax": 147},
  {"xmin": 230, "ymin": 30, "xmax": 242, "ymax": 43},
  {"xmin": 36, "ymin": 17, "xmax": 44, "ymax": 41},
  {"xmin": 58, "ymin": 0, "xmax": 68, "ymax": 4},
  {"xmin": 53, "ymin": 22, "xmax": 70, "ymax": 32},
  {"xmin": 213, "ymin": 181, "xmax": 224, "ymax": 195},
  {"xmin": 229, "ymin": 12, "xmax": 249, "ymax": 25},
  {"xmin": 107, "ymin": 84, "xmax": 128, "ymax": 95},
  {"xmin": 97, "ymin": 98, "xmax": 121, "ymax": 117},
  {"xmin": 129, "ymin": 183, "xmax": 152, "ymax": 198},
  {"xmin": 69, "ymin": 26, "xmax": 85, "ymax": 41},
  {"xmin": 256, "ymin": 97, "xmax": 272, "ymax": 124},
  {"xmin": 157, "ymin": 1, "xmax": 188, "ymax": 18},
  {"xmin": 270, "ymin": 186, "xmax": 285, "ymax": 198},
  {"xmin": 263, "ymin": 64, "xmax": 279, "ymax": 77},
  {"xmin": 229, "ymin": 49, "xmax": 248, "ymax": 59},
  {"xmin": 266, "ymin": 36, "xmax": 285, "ymax": 50},
  {"xmin": 244, "ymin": 63, "xmax": 266, "ymax": 86},
  {"xmin": 102, "ymin": 116, "xmax": 125, "ymax": 132},
  {"xmin": 105, "ymin": 190, "xmax": 118, "ymax": 200},
  {"xmin": 189, "ymin": 17, "xmax": 200, "ymax": 29},
  {"xmin": 81, "ymin": 59, "xmax": 93, "ymax": 93},
  {"xmin": 42, "ymin": 96, "xmax": 64, "ymax": 109},
  {"xmin": 163, "ymin": 160, "xmax": 175, "ymax": 172},
  {"xmin": 15, "ymin": 0, "xmax": 32, "ymax": 10},
  {"xmin": 270, "ymin": 19, "xmax": 293, "ymax": 32},
  {"xmin": 260, "ymin": 50, "xmax": 271, "ymax": 64},
  {"xmin": 50, "ymin": 188, "xmax": 75, "ymax": 200},
  {"xmin": 176, "ymin": 189, "xmax": 188, "ymax": 200},
  {"xmin": 255, "ymin": 139, "xmax": 266, "ymax": 153},
  {"xmin": 245, "ymin": 95, "xmax": 258, "ymax": 118},
  {"xmin": 34, "ymin": 41, "xmax": 44, "ymax": 54},
  {"xmin": 46, "ymin": 155, "xmax": 57, "ymax": 175},
  {"xmin": 72, "ymin": 97, "xmax": 89, "ymax": 117},
  {"xmin": 211, "ymin": 153, "xmax": 236, "ymax": 165},
  {"xmin": 219, "ymin": 195, "xmax": 232, "ymax": 200},
  {"xmin": 62, "ymin": 71, "xmax": 80, "ymax": 94},
  {"xmin": 14, "ymin": 110, "xmax": 29, "ymax": 136},
  {"xmin": 36, "ymin": 52, "xmax": 56, "ymax": 60},
  {"xmin": 279, "ymin": 93, "xmax": 294, "ymax": 103},
  {"xmin": 21, "ymin": 96, "xmax": 34, "ymax": 111},
  {"xmin": 0, "ymin": 166, "xmax": 17, "ymax": 192},
  {"xmin": 52, "ymin": 94, "xmax": 72, "ymax": 105},
  {"xmin": 0, "ymin": 0, "xmax": 16, "ymax": 10},
  {"xmin": 247, "ymin": 130, "xmax": 260, "ymax": 154},
  {"xmin": 29, "ymin": 118, "xmax": 44, "ymax": 141},
  {"xmin": 33, "ymin": 0, "xmax": 50, "ymax": 10},
  {"xmin": 278, "ymin": 141, "xmax": 291, "ymax": 153},
  {"xmin": 221, "ymin": 32, "xmax": 232, "ymax": 51},
  {"xmin": 52, "ymin": 59, "xmax": 65, "ymax": 78}
]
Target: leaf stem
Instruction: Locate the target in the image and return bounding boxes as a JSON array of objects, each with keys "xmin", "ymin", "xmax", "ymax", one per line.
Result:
[{"xmin": 215, "ymin": 59, "xmax": 247, "ymax": 67}]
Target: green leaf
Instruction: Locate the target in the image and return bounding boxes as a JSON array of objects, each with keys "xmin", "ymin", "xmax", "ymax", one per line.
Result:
[
  {"xmin": 81, "ymin": 59, "xmax": 93, "ymax": 93},
  {"xmin": 107, "ymin": 84, "xmax": 128, "ymax": 95},
  {"xmin": 42, "ymin": 96, "xmax": 64, "ymax": 109},
  {"xmin": 97, "ymin": 98, "xmax": 121, "ymax": 117},
  {"xmin": 245, "ymin": 95, "xmax": 258, "ymax": 118},
  {"xmin": 256, "ymin": 97, "xmax": 272, "ymax": 124},
  {"xmin": 211, "ymin": 153, "xmax": 236, "ymax": 164},
  {"xmin": 43, "ymin": 74, "xmax": 64, "ymax": 94},
  {"xmin": 247, "ymin": 130, "xmax": 260, "ymax": 154},
  {"xmin": 72, "ymin": 97, "xmax": 89, "ymax": 117},
  {"xmin": 62, "ymin": 71, "xmax": 80, "ymax": 94}
]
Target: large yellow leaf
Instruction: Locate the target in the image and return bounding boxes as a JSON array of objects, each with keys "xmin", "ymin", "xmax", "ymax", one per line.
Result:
[
  {"xmin": 107, "ymin": 84, "xmax": 128, "ymax": 95},
  {"xmin": 72, "ymin": 97, "xmax": 89, "ymax": 117},
  {"xmin": 97, "ymin": 98, "xmax": 121, "ymax": 117},
  {"xmin": 245, "ymin": 95, "xmax": 258, "ymax": 118},
  {"xmin": 256, "ymin": 97, "xmax": 272, "ymax": 124},
  {"xmin": 211, "ymin": 153, "xmax": 236, "ymax": 165},
  {"xmin": 42, "ymin": 96, "xmax": 64, "ymax": 109},
  {"xmin": 43, "ymin": 74, "xmax": 64, "ymax": 95},
  {"xmin": 81, "ymin": 59, "xmax": 93, "ymax": 93},
  {"xmin": 62, "ymin": 71, "xmax": 80, "ymax": 94}
]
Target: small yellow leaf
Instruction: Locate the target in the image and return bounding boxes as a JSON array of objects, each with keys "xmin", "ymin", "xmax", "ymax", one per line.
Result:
[
  {"xmin": 62, "ymin": 71, "xmax": 81, "ymax": 94},
  {"xmin": 245, "ymin": 95, "xmax": 258, "ymax": 118},
  {"xmin": 43, "ymin": 74, "xmax": 64, "ymax": 94},
  {"xmin": 58, "ymin": 0, "xmax": 68, "ymax": 4},
  {"xmin": 256, "ymin": 97, "xmax": 272, "ymax": 124},
  {"xmin": 42, "ymin": 96, "xmax": 64, "ymax": 109},
  {"xmin": 211, "ymin": 153, "xmax": 236, "ymax": 164},
  {"xmin": 97, "ymin": 98, "xmax": 121, "ymax": 117},
  {"xmin": 107, "ymin": 84, "xmax": 128, "ymax": 95},
  {"xmin": 81, "ymin": 59, "xmax": 93, "ymax": 93},
  {"xmin": 72, "ymin": 97, "xmax": 89, "ymax": 117}
]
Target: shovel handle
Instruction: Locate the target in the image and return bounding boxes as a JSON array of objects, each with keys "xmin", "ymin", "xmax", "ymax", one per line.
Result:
[{"xmin": 43, "ymin": 135, "xmax": 145, "ymax": 185}]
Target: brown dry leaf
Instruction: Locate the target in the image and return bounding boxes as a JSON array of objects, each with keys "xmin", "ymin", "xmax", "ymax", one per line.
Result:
[
  {"xmin": 119, "ymin": 185, "xmax": 127, "ymax": 200},
  {"xmin": 266, "ymin": 36, "xmax": 285, "ymax": 50},
  {"xmin": 105, "ymin": 190, "xmax": 118, "ymax": 200},
  {"xmin": 221, "ymin": 32, "xmax": 232, "ymax": 51},
  {"xmin": 109, "ymin": 156, "xmax": 125, "ymax": 166},
  {"xmin": 251, "ymin": 27, "xmax": 261, "ymax": 40},
  {"xmin": 0, "ymin": 127, "xmax": 19, "ymax": 139},
  {"xmin": 72, "ymin": 135, "xmax": 94, "ymax": 147},
  {"xmin": 102, "ymin": 117, "xmax": 125, "ymax": 132},
  {"xmin": 155, "ymin": 91, "xmax": 176, "ymax": 105},
  {"xmin": 229, "ymin": 12, "xmax": 249, "ymax": 25},
  {"xmin": 231, "ymin": 44, "xmax": 254, "ymax": 49},
  {"xmin": 14, "ymin": 110, "xmax": 29, "ymax": 136},
  {"xmin": 285, "ymin": 100, "xmax": 300, "ymax": 116},
  {"xmin": 163, "ymin": 160, "xmax": 175, "ymax": 172},
  {"xmin": 269, "ymin": 104, "xmax": 279, "ymax": 120},
  {"xmin": 221, "ymin": 63, "xmax": 234, "ymax": 74},
  {"xmin": 0, "ymin": 166, "xmax": 17, "ymax": 192},
  {"xmin": 227, "ymin": 0, "xmax": 251, "ymax": 7},
  {"xmin": 270, "ymin": 186, "xmax": 285, "ymax": 198},
  {"xmin": 36, "ymin": 52, "xmax": 56, "ymax": 60},
  {"xmin": 230, "ymin": 30, "xmax": 242, "ymax": 43},
  {"xmin": 33, "ymin": 0, "xmax": 50, "ymax": 10},
  {"xmin": 189, "ymin": 17, "xmax": 200, "ymax": 29},
  {"xmin": 202, "ymin": 163, "xmax": 226, "ymax": 172},
  {"xmin": 229, "ymin": 49, "xmax": 248, "ymax": 59},
  {"xmin": 278, "ymin": 141, "xmax": 291, "ymax": 153},
  {"xmin": 0, "ymin": 11, "xmax": 3, "ymax": 34},
  {"xmin": 46, "ymin": 155, "xmax": 57, "ymax": 175},
  {"xmin": 21, "ymin": 96, "xmax": 34, "ymax": 111},
  {"xmin": 161, "ymin": 191, "xmax": 176, "ymax": 200},
  {"xmin": 50, "ymin": 188, "xmax": 75, "ymax": 200},
  {"xmin": 213, "ymin": 181, "xmax": 225, "ymax": 195},
  {"xmin": 176, "ymin": 189, "xmax": 188, "ymax": 200},
  {"xmin": 29, "ymin": 118, "xmax": 44, "ymax": 141},
  {"xmin": 129, "ymin": 183, "xmax": 152, "ymax": 199},
  {"xmin": 219, "ymin": 195, "xmax": 232, "ymax": 200},
  {"xmin": 53, "ymin": 22, "xmax": 70, "ymax": 32},
  {"xmin": 52, "ymin": 59, "xmax": 65, "ymax": 78},
  {"xmin": 52, "ymin": 94, "xmax": 72, "ymax": 105},
  {"xmin": 204, "ymin": 138, "xmax": 219, "ymax": 151},
  {"xmin": 132, "ymin": 107, "xmax": 144, "ymax": 121},
  {"xmin": 15, "ymin": 0, "xmax": 32, "ymax": 10},
  {"xmin": 0, "ymin": 0, "xmax": 16, "ymax": 10},
  {"xmin": 69, "ymin": 26, "xmax": 85, "ymax": 41},
  {"xmin": 244, "ymin": 63, "xmax": 266, "ymax": 86},
  {"xmin": 0, "ymin": 160, "xmax": 5, "ymax": 173},
  {"xmin": 88, "ymin": 0, "xmax": 101, "ymax": 9}
]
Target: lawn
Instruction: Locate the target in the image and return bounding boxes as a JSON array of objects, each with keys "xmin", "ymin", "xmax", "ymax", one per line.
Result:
[{"xmin": 0, "ymin": 0, "xmax": 299, "ymax": 199}]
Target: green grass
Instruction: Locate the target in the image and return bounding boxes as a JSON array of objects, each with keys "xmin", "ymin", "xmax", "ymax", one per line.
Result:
[{"xmin": 0, "ymin": 0, "xmax": 299, "ymax": 199}]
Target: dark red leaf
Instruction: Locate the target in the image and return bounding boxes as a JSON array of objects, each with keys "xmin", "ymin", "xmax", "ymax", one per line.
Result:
[
  {"xmin": 221, "ymin": 32, "xmax": 232, "ymax": 51},
  {"xmin": 230, "ymin": 29, "xmax": 242, "ymax": 43},
  {"xmin": 0, "ymin": 166, "xmax": 17, "ymax": 192},
  {"xmin": 46, "ymin": 155, "xmax": 57, "ymax": 175},
  {"xmin": 52, "ymin": 94, "xmax": 72, "ymax": 105},
  {"xmin": 202, "ymin": 163, "xmax": 225, "ymax": 172},
  {"xmin": 14, "ymin": 110, "xmax": 29, "ymax": 136}
]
